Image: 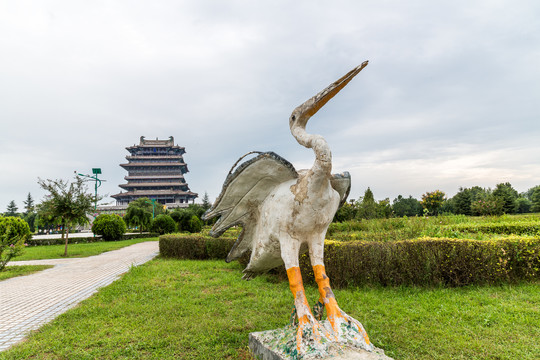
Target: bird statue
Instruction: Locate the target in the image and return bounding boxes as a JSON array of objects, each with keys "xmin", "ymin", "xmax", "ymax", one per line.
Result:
[{"xmin": 203, "ymin": 62, "xmax": 372, "ymax": 356}]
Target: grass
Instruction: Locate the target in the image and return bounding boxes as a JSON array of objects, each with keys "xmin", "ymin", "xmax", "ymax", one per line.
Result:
[
  {"xmin": 0, "ymin": 265, "xmax": 53, "ymax": 281},
  {"xmin": 2, "ymin": 258, "xmax": 538, "ymax": 359},
  {"xmin": 12, "ymin": 238, "xmax": 158, "ymax": 261}
]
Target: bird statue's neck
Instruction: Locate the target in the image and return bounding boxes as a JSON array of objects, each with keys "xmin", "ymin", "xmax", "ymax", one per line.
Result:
[{"xmin": 291, "ymin": 126, "xmax": 332, "ymax": 177}]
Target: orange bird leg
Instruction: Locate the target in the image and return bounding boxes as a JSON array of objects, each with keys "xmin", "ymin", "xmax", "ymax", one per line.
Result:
[
  {"xmin": 313, "ymin": 265, "xmax": 371, "ymax": 345},
  {"xmin": 286, "ymin": 266, "xmax": 323, "ymax": 351}
]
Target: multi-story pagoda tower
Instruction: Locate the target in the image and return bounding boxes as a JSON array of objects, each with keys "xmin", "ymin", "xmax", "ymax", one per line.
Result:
[{"xmin": 111, "ymin": 136, "xmax": 198, "ymax": 207}]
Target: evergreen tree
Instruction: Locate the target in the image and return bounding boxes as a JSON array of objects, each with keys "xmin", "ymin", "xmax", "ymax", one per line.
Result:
[
  {"xmin": 202, "ymin": 192, "xmax": 211, "ymax": 211},
  {"xmin": 531, "ymin": 187, "xmax": 540, "ymax": 213},
  {"xmin": 356, "ymin": 188, "xmax": 379, "ymax": 220},
  {"xmin": 493, "ymin": 182, "xmax": 518, "ymax": 214},
  {"xmin": 5, "ymin": 200, "xmax": 18, "ymax": 217},
  {"xmin": 23, "ymin": 193, "xmax": 35, "ymax": 215},
  {"xmin": 453, "ymin": 187, "xmax": 472, "ymax": 215}
]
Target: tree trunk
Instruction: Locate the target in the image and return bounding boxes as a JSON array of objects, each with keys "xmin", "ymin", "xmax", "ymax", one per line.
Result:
[{"xmin": 64, "ymin": 223, "xmax": 70, "ymax": 256}]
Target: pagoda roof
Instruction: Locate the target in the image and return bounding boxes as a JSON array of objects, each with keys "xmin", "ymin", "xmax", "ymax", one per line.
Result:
[
  {"xmin": 125, "ymin": 136, "xmax": 186, "ymax": 150},
  {"xmin": 120, "ymin": 162, "xmax": 187, "ymax": 167},
  {"xmin": 119, "ymin": 182, "xmax": 188, "ymax": 188},
  {"xmin": 124, "ymin": 175, "xmax": 185, "ymax": 180},
  {"xmin": 126, "ymin": 155, "xmax": 184, "ymax": 160},
  {"xmin": 111, "ymin": 189, "xmax": 198, "ymax": 199}
]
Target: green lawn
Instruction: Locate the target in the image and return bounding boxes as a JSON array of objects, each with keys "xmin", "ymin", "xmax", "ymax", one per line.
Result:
[
  {"xmin": 12, "ymin": 238, "xmax": 158, "ymax": 261},
  {"xmin": 0, "ymin": 265, "xmax": 53, "ymax": 281},
  {"xmin": 2, "ymin": 258, "xmax": 538, "ymax": 359}
]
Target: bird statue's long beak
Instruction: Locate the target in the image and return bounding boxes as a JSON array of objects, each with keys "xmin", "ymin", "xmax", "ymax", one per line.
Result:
[{"xmin": 303, "ymin": 61, "xmax": 368, "ymax": 119}]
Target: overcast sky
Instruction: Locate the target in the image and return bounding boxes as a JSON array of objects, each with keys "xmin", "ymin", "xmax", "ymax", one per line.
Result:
[{"xmin": 1, "ymin": 0, "xmax": 539, "ymax": 211}]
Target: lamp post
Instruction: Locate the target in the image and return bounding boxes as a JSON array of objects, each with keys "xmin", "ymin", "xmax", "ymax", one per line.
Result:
[
  {"xmin": 76, "ymin": 168, "xmax": 106, "ymax": 212},
  {"xmin": 146, "ymin": 198, "xmax": 157, "ymax": 219}
]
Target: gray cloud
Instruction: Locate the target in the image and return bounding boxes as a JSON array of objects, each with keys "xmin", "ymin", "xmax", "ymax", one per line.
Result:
[{"xmin": 1, "ymin": 0, "xmax": 539, "ymax": 210}]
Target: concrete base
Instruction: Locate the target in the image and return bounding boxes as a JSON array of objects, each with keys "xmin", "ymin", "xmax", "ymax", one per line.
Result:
[{"xmin": 249, "ymin": 325, "xmax": 394, "ymax": 360}]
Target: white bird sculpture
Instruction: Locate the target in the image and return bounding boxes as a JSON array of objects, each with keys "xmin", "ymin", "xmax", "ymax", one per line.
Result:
[{"xmin": 204, "ymin": 62, "xmax": 372, "ymax": 355}]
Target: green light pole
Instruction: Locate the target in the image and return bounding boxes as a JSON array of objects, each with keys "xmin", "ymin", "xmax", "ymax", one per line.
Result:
[
  {"xmin": 146, "ymin": 198, "xmax": 157, "ymax": 219},
  {"xmin": 76, "ymin": 168, "xmax": 105, "ymax": 212}
]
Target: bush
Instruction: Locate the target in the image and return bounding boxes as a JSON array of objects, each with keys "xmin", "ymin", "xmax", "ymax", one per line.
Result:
[
  {"xmin": 159, "ymin": 234, "xmax": 236, "ymax": 259},
  {"xmin": 170, "ymin": 208, "xmax": 205, "ymax": 233},
  {"xmin": 151, "ymin": 214, "xmax": 177, "ymax": 235},
  {"xmin": 0, "ymin": 216, "xmax": 32, "ymax": 270},
  {"xmin": 297, "ymin": 237, "xmax": 540, "ymax": 287},
  {"xmin": 443, "ymin": 222, "xmax": 540, "ymax": 236},
  {"xmin": 91, "ymin": 214, "xmax": 127, "ymax": 241},
  {"xmin": 159, "ymin": 233, "xmax": 540, "ymax": 288}
]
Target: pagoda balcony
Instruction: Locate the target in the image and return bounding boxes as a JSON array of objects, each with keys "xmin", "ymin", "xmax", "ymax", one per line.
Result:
[
  {"xmin": 124, "ymin": 175, "xmax": 185, "ymax": 180},
  {"xmin": 119, "ymin": 182, "xmax": 188, "ymax": 188},
  {"xmin": 126, "ymin": 155, "xmax": 184, "ymax": 160},
  {"xmin": 120, "ymin": 162, "xmax": 187, "ymax": 167}
]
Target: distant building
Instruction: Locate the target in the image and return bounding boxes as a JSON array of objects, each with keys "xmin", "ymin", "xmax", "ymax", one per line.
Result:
[{"xmin": 111, "ymin": 136, "xmax": 198, "ymax": 208}]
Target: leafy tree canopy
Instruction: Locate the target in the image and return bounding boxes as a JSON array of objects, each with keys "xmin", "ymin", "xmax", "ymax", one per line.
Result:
[{"xmin": 38, "ymin": 176, "xmax": 96, "ymax": 256}]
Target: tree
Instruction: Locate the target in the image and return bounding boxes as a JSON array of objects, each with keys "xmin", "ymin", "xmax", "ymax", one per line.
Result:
[
  {"xmin": 356, "ymin": 188, "xmax": 379, "ymax": 220},
  {"xmin": 123, "ymin": 198, "xmax": 165, "ymax": 233},
  {"xmin": 516, "ymin": 197, "xmax": 532, "ymax": 214},
  {"xmin": 392, "ymin": 195, "xmax": 422, "ymax": 217},
  {"xmin": 531, "ymin": 187, "xmax": 540, "ymax": 213},
  {"xmin": 492, "ymin": 182, "xmax": 518, "ymax": 214},
  {"xmin": 38, "ymin": 176, "xmax": 96, "ymax": 256},
  {"xmin": 421, "ymin": 190, "xmax": 446, "ymax": 216},
  {"xmin": 5, "ymin": 200, "xmax": 19, "ymax": 217},
  {"xmin": 452, "ymin": 187, "xmax": 473, "ymax": 215},
  {"xmin": 202, "ymin": 192, "xmax": 211, "ymax": 211},
  {"xmin": 23, "ymin": 193, "xmax": 35, "ymax": 215},
  {"xmin": 333, "ymin": 201, "xmax": 357, "ymax": 222}
]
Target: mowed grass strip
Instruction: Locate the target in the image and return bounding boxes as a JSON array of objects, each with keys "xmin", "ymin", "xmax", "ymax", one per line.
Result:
[
  {"xmin": 12, "ymin": 238, "xmax": 158, "ymax": 261},
  {"xmin": 0, "ymin": 265, "xmax": 53, "ymax": 281},
  {"xmin": 2, "ymin": 258, "xmax": 539, "ymax": 360}
]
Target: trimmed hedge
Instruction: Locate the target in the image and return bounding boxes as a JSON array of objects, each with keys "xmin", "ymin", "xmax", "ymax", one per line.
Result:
[
  {"xmin": 26, "ymin": 233, "xmax": 159, "ymax": 246},
  {"xmin": 159, "ymin": 234, "xmax": 540, "ymax": 287},
  {"xmin": 443, "ymin": 222, "xmax": 540, "ymax": 235},
  {"xmin": 299, "ymin": 237, "xmax": 540, "ymax": 287},
  {"xmin": 159, "ymin": 234, "xmax": 236, "ymax": 260}
]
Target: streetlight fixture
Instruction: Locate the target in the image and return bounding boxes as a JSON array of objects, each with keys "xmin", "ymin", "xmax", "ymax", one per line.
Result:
[{"xmin": 75, "ymin": 168, "xmax": 106, "ymax": 211}]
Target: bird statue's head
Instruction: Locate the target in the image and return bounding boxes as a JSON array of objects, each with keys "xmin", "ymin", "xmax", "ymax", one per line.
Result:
[{"xmin": 289, "ymin": 61, "xmax": 369, "ymax": 134}]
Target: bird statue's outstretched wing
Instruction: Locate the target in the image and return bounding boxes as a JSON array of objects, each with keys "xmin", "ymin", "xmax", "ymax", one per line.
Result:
[
  {"xmin": 330, "ymin": 171, "xmax": 351, "ymax": 208},
  {"xmin": 203, "ymin": 151, "xmax": 298, "ymax": 262}
]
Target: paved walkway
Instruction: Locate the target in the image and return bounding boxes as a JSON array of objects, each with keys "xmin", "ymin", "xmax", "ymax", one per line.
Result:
[{"xmin": 0, "ymin": 241, "xmax": 159, "ymax": 352}]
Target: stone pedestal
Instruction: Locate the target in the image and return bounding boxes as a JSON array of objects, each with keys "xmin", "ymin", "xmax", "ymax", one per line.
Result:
[{"xmin": 249, "ymin": 323, "xmax": 394, "ymax": 360}]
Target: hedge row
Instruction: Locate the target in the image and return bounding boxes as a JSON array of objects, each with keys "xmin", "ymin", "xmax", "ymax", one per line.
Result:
[
  {"xmin": 159, "ymin": 234, "xmax": 540, "ymax": 287},
  {"xmin": 299, "ymin": 237, "xmax": 540, "ymax": 287},
  {"xmin": 159, "ymin": 234, "xmax": 236, "ymax": 260},
  {"xmin": 27, "ymin": 232, "xmax": 159, "ymax": 246},
  {"xmin": 444, "ymin": 222, "xmax": 540, "ymax": 235}
]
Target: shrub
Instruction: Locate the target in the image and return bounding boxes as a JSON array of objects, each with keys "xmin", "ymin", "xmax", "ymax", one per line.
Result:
[
  {"xmin": 151, "ymin": 214, "xmax": 176, "ymax": 235},
  {"xmin": 91, "ymin": 214, "xmax": 127, "ymax": 241},
  {"xmin": 297, "ymin": 237, "xmax": 540, "ymax": 287},
  {"xmin": 0, "ymin": 216, "xmax": 32, "ymax": 270},
  {"xmin": 159, "ymin": 234, "xmax": 236, "ymax": 259},
  {"xmin": 187, "ymin": 215, "xmax": 203, "ymax": 233},
  {"xmin": 159, "ymin": 233, "xmax": 540, "ymax": 288}
]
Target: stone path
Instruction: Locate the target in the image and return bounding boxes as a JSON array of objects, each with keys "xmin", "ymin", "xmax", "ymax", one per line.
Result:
[{"xmin": 0, "ymin": 241, "xmax": 159, "ymax": 352}]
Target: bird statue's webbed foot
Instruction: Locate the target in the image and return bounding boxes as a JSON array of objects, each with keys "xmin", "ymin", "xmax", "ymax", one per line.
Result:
[
  {"xmin": 313, "ymin": 265, "xmax": 373, "ymax": 351},
  {"xmin": 287, "ymin": 267, "xmax": 333, "ymax": 356},
  {"xmin": 292, "ymin": 292, "xmax": 333, "ymax": 356}
]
